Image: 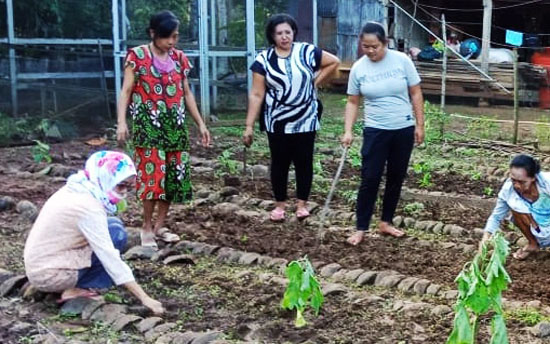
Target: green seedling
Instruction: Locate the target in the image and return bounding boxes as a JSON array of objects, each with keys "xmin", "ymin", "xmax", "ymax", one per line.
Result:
[
  {"xmin": 484, "ymin": 187, "xmax": 494, "ymax": 197},
  {"xmin": 217, "ymin": 149, "xmax": 239, "ymax": 175},
  {"xmin": 447, "ymin": 232, "xmax": 511, "ymax": 344},
  {"xmin": 281, "ymin": 256, "xmax": 324, "ymax": 328},
  {"xmin": 32, "ymin": 140, "xmax": 52, "ymax": 163}
]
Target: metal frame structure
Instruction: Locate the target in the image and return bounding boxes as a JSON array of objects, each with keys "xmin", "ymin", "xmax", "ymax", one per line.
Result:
[{"xmin": 2, "ymin": 0, "xmax": 318, "ymax": 118}]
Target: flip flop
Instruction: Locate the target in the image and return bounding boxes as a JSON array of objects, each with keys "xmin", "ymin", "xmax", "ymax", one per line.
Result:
[
  {"xmin": 56, "ymin": 290, "xmax": 100, "ymax": 304},
  {"xmin": 270, "ymin": 208, "xmax": 285, "ymax": 222},
  {"xmin": 155, "ymin": 227, "xmax": 180, "ymax": 243},
  {"xmin": 296, "ymin": 207, "xmax": 310, "ymax": 221}
]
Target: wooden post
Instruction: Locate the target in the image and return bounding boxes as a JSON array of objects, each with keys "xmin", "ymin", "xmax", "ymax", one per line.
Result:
[
  {"xmin": 98, "ymin": 40, "xmax": 112, "ymax": 119},
  {"xmin": 513, "ymin": 48, "xmax": 519, "ymax": 144},
  {"xmin": 481, "ymin": 0, "xmax": 493, "ymax": 73},
  {"xmin": 441, "ymin": 14, "xmax": 447, "ymax": 113}
]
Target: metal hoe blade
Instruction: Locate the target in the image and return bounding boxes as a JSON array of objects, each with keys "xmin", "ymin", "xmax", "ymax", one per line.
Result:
[{"xmin": 317, "ymin": 146, "xmax": 349, "ymax": 241}]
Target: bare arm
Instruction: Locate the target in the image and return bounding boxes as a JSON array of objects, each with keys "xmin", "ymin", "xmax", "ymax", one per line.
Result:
[
  {"xmin": 409, "ymin": 84, "xmax": 425, "ymax": 145},
  {"xmin": 314, "ymin": 51, "xmax": 340, "ymax": 87},
  {"xmin": 116, "ymin": 66, "xmax": 135, "ymax": 143},
  {"xmin": 183, "ymin": 78, "xmax": 211, "ymax": 147},
  {"xmin": 341, "ymin": 95, "xmax": 361, "ymax": 146},
  {"xmin": 243, "ymin": 72, "xmax": 266, "ymax": 147},
  {"xmin": 123, "ymin": 281, "xmax": 164, "ymax": 314}
]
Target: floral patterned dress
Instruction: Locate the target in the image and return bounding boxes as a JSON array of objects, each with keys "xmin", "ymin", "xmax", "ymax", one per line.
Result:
[{"xmin": 125, "ymin": 45, "xmax": 193, "ymax": 203}]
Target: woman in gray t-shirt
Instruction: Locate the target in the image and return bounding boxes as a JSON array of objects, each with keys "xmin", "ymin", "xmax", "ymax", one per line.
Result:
[{"xmin": 341, "ymin": 22, "xmax": 425, "ymax": 245}]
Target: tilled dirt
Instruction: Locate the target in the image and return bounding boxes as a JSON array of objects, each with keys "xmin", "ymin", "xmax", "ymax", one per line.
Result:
[{"xmin": 0, "ymin": 139, "xmax": 548, "ymax": 343}]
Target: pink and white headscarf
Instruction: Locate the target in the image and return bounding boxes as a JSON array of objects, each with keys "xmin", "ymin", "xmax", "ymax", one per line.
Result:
[{"xmin": 66, "ymin": 151, "xmax": 136, "ymax": 214}]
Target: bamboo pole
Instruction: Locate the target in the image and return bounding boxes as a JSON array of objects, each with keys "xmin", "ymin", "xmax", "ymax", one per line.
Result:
[
  {"xmin": 513, "ymin": 48, "xmax": 519, "ymax": 144},
  {"xmin": 481, "ymin": 0, "xmax": 493, "ymax": 74},
  {"xmin": 441, "ymin": 14, "xmax": 447, "ymax": 112}
]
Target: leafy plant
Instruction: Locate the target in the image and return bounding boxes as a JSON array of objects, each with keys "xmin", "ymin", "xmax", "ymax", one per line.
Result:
[
  {"xmin": 217, "ymin": 149, "xmax": 239, "ymax": 175},
  {"xmin": 281, "ymin": 256, "xmax": 324, "ymax": 328},
  {"xmin": 403, "ymin": 202, "xmax": 425, "ymax": 216},
  {"xmin": 470, "ymin": 171, "xmax": 482, "ymax": 181},
  {"xmin": 466, "ymin": 117, "xmax": 499, "ymax": 140},
  {"xmin": 424, "ymin": 101, "xmax": 451, "ymax": 143},
  {"xmin": 347, "ymin": 146, "xmax": 362, "ymax": 169},
  {"xmin": 447, "ymin": 232, "xmax": 511, "ymax": 344},
  {"xmin": 483, "ymin": 187, "xmax": 494, "ymax": 197},
  {"xmin": 413, "ymin": 161, "xmax": 433, "ymax": 188},
  {"xmin": 505, "ymin": 308, "xmax": 549, "ymax": 326},
  {"xmin": 313, "ymin": 157, "xmax": 324, "ymax": 176},
  {"xmin": 31, "ymin": 140, "xmax": 52, "ymax": 163}
]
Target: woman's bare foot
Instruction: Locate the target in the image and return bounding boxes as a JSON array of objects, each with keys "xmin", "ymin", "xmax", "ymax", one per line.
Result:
[
  {"xmin": 513, "ymin": 244, "xmax": 538, "ymax": 260},
  {"xmin": 347, "ymin": 231, "xmax": 365, "ymax": 246},
  {"xmin": 58, "ymin": 288, "xmax": 100, "ymax": 303},
  {"xmin": 379, "ymin": 222, "xmax": 405, "ymax": 238}
]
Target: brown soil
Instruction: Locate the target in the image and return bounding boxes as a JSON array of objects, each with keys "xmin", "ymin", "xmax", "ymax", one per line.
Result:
[{"xmin": 0, "ymin": 139, "xmax": 545, "ymax": 343}]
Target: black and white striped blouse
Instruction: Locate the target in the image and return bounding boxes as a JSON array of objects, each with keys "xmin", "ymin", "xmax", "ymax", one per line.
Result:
[{"xmin": 251, "ymin": 42, "xmax": 322, "ymax": 134}]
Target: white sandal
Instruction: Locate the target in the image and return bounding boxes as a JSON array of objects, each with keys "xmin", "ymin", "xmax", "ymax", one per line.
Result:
[
  {"xmin": 140, "ymin": 230, "xmax": 158, "ymax": 249},
  {"xmin": 155, "ymin": 227, "xmax": 180, "ymax": 243}
]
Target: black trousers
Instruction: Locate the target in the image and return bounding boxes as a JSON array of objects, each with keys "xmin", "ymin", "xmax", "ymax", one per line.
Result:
[
  {"xmin": 267, "ymin": 131, "xmax": 316, "ymax": 202},
  {"xmin": 356, "ymin": 126, "xmax": 414, "ymax": 231}
]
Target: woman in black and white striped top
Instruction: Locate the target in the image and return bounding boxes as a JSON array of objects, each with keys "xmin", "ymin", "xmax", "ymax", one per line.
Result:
[{"xmin": 243, "ymin": 13, "xmax": 340, "ymax": 222}]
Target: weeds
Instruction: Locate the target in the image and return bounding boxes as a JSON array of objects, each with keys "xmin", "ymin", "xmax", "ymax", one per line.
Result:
[
  {"xmin": 217, "ymin": 149, "xmax": 239, "ymax": 175},
  {"xmin": 347, "ymin": 146, "xmax": 362, "ymax": 169},
  {"xmin": 505, "ymin": 307, "xmax": 550, "ymax": 326},
  {"xmin": 403, "ymin": 202, "xmax": 425, "ymax": 216},
  {"xmin": 424, "ymin": 101, "xmax": 451, "ymax": 143},
  {"xmin": 413, "ymin": 161, "xmax": 432, "ymax": 188},
  {"xmin": 466, "ymin": 117, "xmax": 499, "ymax": 140},
  {"xmin": 31, "ymin": 140, "xmax": 52, "ymax": 163},
  {"xmin": 483, "ymin": 187, "xmax": 495, "ymax": 197}
]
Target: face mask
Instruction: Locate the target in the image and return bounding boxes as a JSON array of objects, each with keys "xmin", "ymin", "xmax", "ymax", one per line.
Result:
[{"xmin": 107, "ymin": 189, "xmax": 127, "ymax": 205}]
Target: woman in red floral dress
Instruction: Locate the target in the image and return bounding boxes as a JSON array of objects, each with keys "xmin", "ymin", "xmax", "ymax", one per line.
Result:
[{"xmin": 117, "ymin": 10, "xmax": 210, "ymax": 248}]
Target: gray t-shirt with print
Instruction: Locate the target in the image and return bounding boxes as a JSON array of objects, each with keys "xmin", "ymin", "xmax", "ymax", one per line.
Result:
[{"xmin": 347, "ymin": 49, "xmax": 421, "ymax": 130}]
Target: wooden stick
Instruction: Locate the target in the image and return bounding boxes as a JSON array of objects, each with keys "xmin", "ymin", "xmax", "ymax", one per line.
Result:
[{"xmin": 317, "ymin": 146, "xmax": 349, "ymax": 241}]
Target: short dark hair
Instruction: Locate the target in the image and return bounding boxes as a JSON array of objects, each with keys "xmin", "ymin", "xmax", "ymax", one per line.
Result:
[
  {"xmin": 360, "ymin": 21, "xmax": 387, "ymax": 43},
  {"xmin": 265, "ymin": 14, "xmax": 298, "ymax": 46},
  {"xmin": 147, "ymin": 10, "xmax": 180, "ymax": 39},
  {"xmin": 510, "ymin": 154, "xmax": 541, "ymax": 177}
]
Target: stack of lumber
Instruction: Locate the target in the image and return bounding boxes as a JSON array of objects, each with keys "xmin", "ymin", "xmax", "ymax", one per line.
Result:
[
  {"xmin": 414, "ymin": 59, "xmax": 547, "ymax": 100},
  {"xmin": 333, "ymin": 60, "xmax": 547, "ymax": 102}
]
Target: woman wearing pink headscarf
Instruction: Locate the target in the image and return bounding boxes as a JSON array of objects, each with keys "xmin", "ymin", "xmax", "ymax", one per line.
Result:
[{"xmin": 24, "ymin": 151, "xmax": 163, "ymax": 314}]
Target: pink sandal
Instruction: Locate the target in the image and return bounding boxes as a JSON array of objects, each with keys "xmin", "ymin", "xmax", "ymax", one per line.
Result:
[
  {"xmin": 270, "ymin": 207, "xmax": 285, "ymax": 222},
  {"xmin": 296, "ymin": 207, "xmax": 310, "ymax": 221}
]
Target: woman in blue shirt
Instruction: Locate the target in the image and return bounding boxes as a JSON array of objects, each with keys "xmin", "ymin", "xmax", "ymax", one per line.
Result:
[{"xmin": 482, "ymin": 154, "xmax": 550, "ymax": 260}]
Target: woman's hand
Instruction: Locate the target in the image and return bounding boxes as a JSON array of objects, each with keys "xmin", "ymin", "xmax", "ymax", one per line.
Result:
[
  {"xmin": 341, "ymin": 131, "xmax": 353, "ymax": 147},
  {"xmin": 117, "ymin": 122, "xmax": 129, "ymax": 145},
  {"xmin": 414, "ymin": 126, "xmax": 425, "ymax": 146},
  {"xmin": 478, "ymin": 232, "xmax": 492, "ymax": 253},
  {"xmin": 142, "ymin": 296, "xmax": 164, "ymax": 315},
  {"xmin": 243, "ymin": 126, "xmax": 254, "ymax": 147},
  {"xmin": 199, "ymin": 124, "xmax": 211, "ymax": 147}
]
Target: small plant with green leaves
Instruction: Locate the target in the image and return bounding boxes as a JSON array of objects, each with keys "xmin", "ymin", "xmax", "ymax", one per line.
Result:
[
  {"xmin": 413, "ymin": 161, "xmax": 433, "ymax": 188},
  {"xmin": 470, "ymin": 171, "xmax": 482, "ymax": 181},
  {"xmin": 484, "ymin": 187, "xmax": 495, "ymax": 197},
  {"xmin": 446, "ymin": 232, "xmax": 511, "ymax": 344},
  {"xmin": 347, "ymin": 146, "xmax": 362, "ymax": 169},
  {"xmin": 281, "ymin": 256, "xmax": 324, "ymax": 328},
  {"xmin": 217, "ymin": 149, "xmax": 239, "ymax": 175},
  {"xmin": 31, "ymin": 140, "xmax": 52, "ymax": 163},
  {"xmin": 424, "ymin": 101, "xmax": 451, "ymax": 143},
  {"xmin": 403, "ymin": 202, "xmax": 425, "ymax": 217}
]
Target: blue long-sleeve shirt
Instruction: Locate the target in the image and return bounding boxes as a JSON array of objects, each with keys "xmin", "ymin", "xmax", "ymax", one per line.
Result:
[{"xmin": 485, "ymin": 172, "xmax": 550, "ymax": 240}]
